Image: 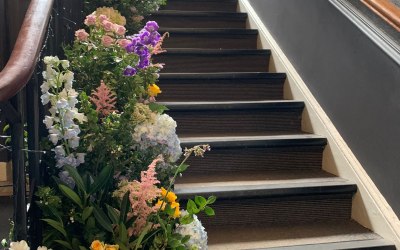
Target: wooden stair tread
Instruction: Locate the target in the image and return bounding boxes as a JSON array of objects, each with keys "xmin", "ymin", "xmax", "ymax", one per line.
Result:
[
  {"xmin": 163, "ymin": 48, "xmax": 270, "ymax": 55},
  {"xmin": 175, "ymin": 176, "xmax": 356, "ymax": 199},
  {"xmin": 160, "ymin": 28, "xmax": 258, "ymax": 35},
  {"xmin": 159, "ymin": 72, "xmax": 286, "ymax": 80},
  {"xmin": 206, "ymin": 221, "xmax": 389, "ymax": 249},
  {"xmin": 180, "ymin": 134, "xmax": 327, "ymax": 148},
  {"xmin": 154, "ymin": 10, "xmax": 247, "ymax": 18},
  {"xmin": 177, "ymin": 169, "xmax": 335, "ymax": 184},
  {"xmin": 161, "ymin": 100, "xmax": 304, "ymax": 110}
]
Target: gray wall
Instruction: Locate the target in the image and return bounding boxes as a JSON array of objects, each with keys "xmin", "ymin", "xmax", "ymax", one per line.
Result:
[{"xmin": 248, "ymin": 0, "xmax": 400, "ymax": 216}]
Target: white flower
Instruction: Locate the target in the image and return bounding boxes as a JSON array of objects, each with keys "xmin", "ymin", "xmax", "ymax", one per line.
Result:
[
  {"xmin": 62, "ymin": 71, "xmax": 74, "ymax": 90},
  {"xmin": 74, "ymin": 112, "xmax": 87, "ymax": 123},
  {"xmin": 9, "ymin": 240, "xmax": 30, "ymax": 250},
  {"xmin": 69, "ymin": 137, "xmax": 80, "ymax": 149},
  {"xmin": 43, "ymin": 56, "xmax": 59, "ymax": 66},
  {"xmin": 175, "ymin": 211, "xmax": 208, "ymax": 250},
  {"xmin": 54, "ymin": 145, "xmax": 66, "ymax": 157},
  {"xmin": 60, "ymin": 60, "xmax": 70, "ymax": 69},
  {"xmin": 76, "ymin": 153, "xmax": 86, "ymax": 164},
  {"xmin": 40, "ymin": 81, "xmax": 50, "ymax": 93},
  {"xmin": 56, "ymin": 99, "xmax": 69, "ymax": 109},
  {"xmin": 37, "ymin": 246, "xmax": 52, "ymax": 250},
  {"xmin": 64, "ymin": 128, "xmax": 79, "ymax": 140},
  {"xmin": 40, "ymin": 92, "xmax": 51, "ymax": 105},
  {"xmin": 43, "ymin": 116, "xmax": 53, "ymax": 129},
  {"xmin": 49, "ymin": 134, "xmax": 59, "ymax": 145}
]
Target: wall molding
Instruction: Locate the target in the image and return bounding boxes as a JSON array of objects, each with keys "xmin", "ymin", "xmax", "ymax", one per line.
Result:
[
  {"xmin": 330, "ymin": 0, "xmax": 400, "ymax": 65},
  {"xmin": 239, "ymin": 0, "xmax": 400, "ymax": 247}
]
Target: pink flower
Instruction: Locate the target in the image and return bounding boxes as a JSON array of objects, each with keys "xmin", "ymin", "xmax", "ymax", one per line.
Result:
[
  {"xmin": 84, "ymin": 14, "xmax": 96, "ymax": 26},
  {"xmin": 99, "ymin": 14, "xmax": 108, "ymax": 23},
  {"xmin": 102, "ymin": 20, "xmax": 114, "ymax": 32},
  {"xmin": 117, "ymin": 39, "xmax": 131, "ymax": 48},
  {"xmin": 75, "ymin": 29, "xmax": 89, "ymax": 41},
  {"xmin": 114, "ymin": 25, "xmax": 126, "ymax": 36},
  {"xmin": 101, "ymin": 35, "xmax": 114, "ymax": 47}
]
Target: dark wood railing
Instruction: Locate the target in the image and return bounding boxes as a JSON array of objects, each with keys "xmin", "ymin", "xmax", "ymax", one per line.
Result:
[
  {"xmin": 0, "ymin": 0, "xmax": 83, "ymax": 246},
  {"xmin": 361, "ymin": 0, "xmax": 400, "ymax": 31}
]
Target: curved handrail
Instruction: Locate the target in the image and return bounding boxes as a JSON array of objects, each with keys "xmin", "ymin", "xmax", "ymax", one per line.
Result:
[
  {"xmin": 0, "ymin": 0, "xmax": 54, "ymax": 102},
  {"xmin": 361, "ymin": 0, "xmax": 400, "ymax": 31}
]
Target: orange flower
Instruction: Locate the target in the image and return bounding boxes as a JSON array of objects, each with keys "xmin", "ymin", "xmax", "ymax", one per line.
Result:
[
  {"xmin": 148, "ymin": 84, "xmax": 161, "ymax": 97},
  {"xmin": 171, "ymin": 201, "xmax": 181, "ymax": 218},
  {"xmin": 90, "ymin": 240, "xmax": 105, "ymax": 250},
  {"xmin": 105, "ymin": 244, "xmax": 119, "ymax": 250}
]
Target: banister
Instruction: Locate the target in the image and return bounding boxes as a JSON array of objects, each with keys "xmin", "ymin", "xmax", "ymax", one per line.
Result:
[
  {"xmin": 361, "ymin": 0, "xmax": 400, "ymax": 32},
  {"xmin": 0, "ymin": 0, "xmax": 54, "ymax": 102}
]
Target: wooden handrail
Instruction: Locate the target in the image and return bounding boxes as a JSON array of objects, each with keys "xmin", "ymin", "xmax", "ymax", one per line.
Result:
[
  {"xmin": 361, "ymin": 0, "xmax": 400, "ymax": 32},
  {"xmin": 0, "ymin": 0, "xmax": 54, "ymax": 102}
]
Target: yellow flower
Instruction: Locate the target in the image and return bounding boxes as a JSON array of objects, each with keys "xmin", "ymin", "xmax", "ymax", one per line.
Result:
[
  {"xmin": 161, "ymin": 187, "xmax": 177, "ymax": 203},
  {"xmin": 148, "ymin": 84, "xmax": 162, "ymax": 97},
  {"xmin": 105, "ymin": 244, "xmax": 119, "ymax": 250},
  {"xmin": 91, "ymin": 240, "xmax": 105, "ymax": 250},
  {"xmin": 171, "ymin": 201, "xmax": 181, "ymax": 218},
  {"xmin": 156, "ymin": 199, "xmax": 166, "ymax": 210}
]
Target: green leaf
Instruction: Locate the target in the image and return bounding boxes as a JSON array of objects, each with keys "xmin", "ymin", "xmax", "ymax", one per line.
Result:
[
  {"xmin": 90, "ymin": 165, "xmax": 113, "ymax": 194},
  {"xmin": 177, "ymin": 164, "xmax": 189, "ymax": 173},
  {"xmin": 179, "ymin": 214, "xmax": 194, "ymax": 225},
  {"xmin": 186, "ymin": 199, "xmax": 199, "ymax": 214},
  {"xmin": 148, "ymin": 102, "xmax": 169, "ymax": 114},
  {"xmin": 42, "ymin": 219, "xmax": 67, "ymax": 238},
  {"xmin": 204, "ymin": 206, "xmax": 215, "ymax": 216},
  {"xmin": 207, "ymin": 195, "xmax": 217, "ymax": 205},
  {"xmin": 119, "ymin": 222, "xmax": 128, "ymax": 244},
  {"xmin": 64, "ymin": 166, "xmax": 86, "ymax": 194},
  {"xmin": 82, "ymin": 206, "xmax": 93, "ymax": 222},
  {"xmin": 93, "ymin": 206, "xmax": 113, "ymax": 232},
  {"xmin": 135, "ymin": 224, "xmax": 152, "ymax": 250},
  {"xmin": 194, "ymin": 196, "xmax": 207, "ymax": 207},
  {"xmin": 106, "ymin": 204, "xmax": 120, "ymax": 224},
  {"xmin": 54, "ymin": 240, "xmax": 73, "ymax": 249},
  {"xmin": 168, "ymin": 239, "xmax": 180, "ymax": 248},
  {"xmin": 79, "ymin": 247, "xmax": 88, "ymax": 250},
  {"xmin": 120, "ymin": 191, "xmax": 130, "ymax": 223},
  {"xmin": 58, "ymin": 184, "xmax": 83, "ymax": 208},
  {"xmin": 181, "ymin": 235, "xmax": 190, "ymax": 244}
]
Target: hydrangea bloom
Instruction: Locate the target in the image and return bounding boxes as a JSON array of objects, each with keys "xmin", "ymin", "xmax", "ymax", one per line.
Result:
[
  {"xmin": 174, "ymin": 211, "xmax": 208, "ymax": 250},
  {"xmin": 132, "ymin": 113, "xmax": 182, "ymax": 163}
]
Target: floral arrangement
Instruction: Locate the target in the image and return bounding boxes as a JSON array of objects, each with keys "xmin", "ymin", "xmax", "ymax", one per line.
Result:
[
  {"xmin": 84, "ymin": 0, "xmax": 167, "ymax": 32},
  {"xmin": 2, "ymin": 9, "xmax": 214, "ymax": 250}
]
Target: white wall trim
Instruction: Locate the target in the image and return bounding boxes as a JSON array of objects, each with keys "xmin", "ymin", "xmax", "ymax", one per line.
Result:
[{"xmin": 238, "ymin": 0, "xmax": 400, "ymax": 246}]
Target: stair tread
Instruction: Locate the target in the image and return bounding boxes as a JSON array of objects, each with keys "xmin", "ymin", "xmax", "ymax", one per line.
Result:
[
  {"xmin": 154, "ymin": 10, "xmax": 247, "ymax": 17},
  {"xmin": 159, "ymin": 72, "xmax": 286, "ymax": 80},
  {"xmin": 160, "ymin": 28, "xmax": 258, "ymax": 34},
  {"xmin": 180, "ymin": 134, "xmax": 327, "ymax": 147},
  {"xmin": 175, "ymin": 176, "xmax": 356, "ymax": 199},
  {"xmin": 162, "ymin": 100, "xmax": 303, "ymax": 111},
  {"xmin": 178, "ymin": 169, "xmax": 335, "ymax": 184},
  {"xmin": 164, "ymin": 48, "xmax": 270, "ymax": 55},
  {"xmin": 206, "ymin": 221, "xmax": 389, "ymax": 249}
]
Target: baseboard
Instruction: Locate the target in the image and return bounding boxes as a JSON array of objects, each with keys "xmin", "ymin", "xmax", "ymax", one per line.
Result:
[{"xmin": 238, "ymin": 0, "xmax": 400, "ymax": 246}]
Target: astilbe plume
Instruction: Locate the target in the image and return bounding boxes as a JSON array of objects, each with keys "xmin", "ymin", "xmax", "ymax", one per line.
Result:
[
  {"xmin": 152, "ymin": 32, "xmax": 168, "ymax": 55},
  {"xmin": 127, "ymin": 157, "xmax": 162, "ymax": 236},
  {"xmin": 89, "ymin": 80, "xmax": 117, "ymax": 116}
]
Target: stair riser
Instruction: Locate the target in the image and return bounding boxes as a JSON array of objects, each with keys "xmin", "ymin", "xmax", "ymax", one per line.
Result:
[
  {"xmin": 157, "ymin": 81, "xmax": 284, "ymax": 101},
  {"xmin": 161, "ymin": 1, "xmax": 237, "ymax": 12},
  {"xmin": 195, "ymin": 194, "xmax": 353, "ymax": 228},
  {"xmin": 180, "ymin": 146, "xmax": 324, "ymax": 178},
  {"xmin": 152, "ymin": 16, "xmax": 246, "ymax": 29},
  {"xmin": 168, "ymin": 109, "xmax": 303, "ymax": 136},
  {"xmin": 163, "ymin": 33, "xmax": 257, "ymax": 49},
  {"xmin": 156, "ymin": 54, "xmax": 270, "ymax": 73}
]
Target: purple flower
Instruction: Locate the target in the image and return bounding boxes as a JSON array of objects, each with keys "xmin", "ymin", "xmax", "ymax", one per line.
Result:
[
  {"xmin": 134, "ymin": 45, "xmax": 150, "ymax": 57},
  {"xmin": 150, "ymin": 32, "xmax": 161, "ymax": 46},
  {"xmin": 138, "ymin": 57, "xmax": 150, "ymax": 69},
  {"xmin": 59, "ymin": 170, "xmax": 75, "ymax": 189},
  {"xmin": 145, "ymin": 21, "xmax": 159, "ymax": 33},
  {"xmin": 124, "ymin": 65, "xmax": 137, "ymax": 76},
  {"xmin": 139, "ymin": 30, "xmax": 152, "ymax": 45},
  {"xmin": 125, "ymin": 37, "xmax": 140, "ymax": 53}
]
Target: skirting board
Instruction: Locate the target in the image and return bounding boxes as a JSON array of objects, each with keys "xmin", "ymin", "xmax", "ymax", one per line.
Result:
[{"xmin": 238, "ymin": 0, "xmax": 400, "ymax": 246}]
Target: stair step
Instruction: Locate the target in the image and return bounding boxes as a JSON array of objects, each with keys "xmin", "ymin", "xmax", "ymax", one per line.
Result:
[
  {"xmin": 161, "ymin": 28, "xmax": 258, "ymax": 49},
  {"xmin": 161, "ymin": 0, "xmax": 238, "ymax": 12},
  {"xmin": 180, "ymin": 134, "xmax": 326, "ymax": 174},
  {"xmin": 150, "ymin": 11, "xmax": 247, "ymax": 28},
  {"xmin": 175, "ymin": 178, "xmax": 356, "ymax": 227},
  {"xmin": 155, "ymin": 49, "xmax": 270, "ymax": 73},
  {"xmin": 206, "ymin": 221, "xmax": 394, "ymax": 249},
  {"xmin": 157, "ymin": 72, "xmax": 286, "ymax": 101},
  {"xmin": 163, "ymin": 100, "xmax": 304, "ymax": 136}
]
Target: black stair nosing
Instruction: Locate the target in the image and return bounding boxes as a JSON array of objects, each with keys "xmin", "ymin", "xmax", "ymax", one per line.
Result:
[
  {"xmin": 175, "ymin": 178, "xmax": 357, "ymax": 200},
  {"xmin": 163, "ymin": 48, "xmax": 271, "ymax": 55},
  {"xmin": 257, "ymin": 238, "xmax": 395, "ymax": 250},
  {"xmin": 151, "ymin": 10, "xmax": 248, "ymax": 18},
  {"xmin": 165, "ymin": 0, "xmax": 237, "ymax": 2},
  {"xmin": 159, "ymin": 72, "xmax": 286, "ymax": 81},
  {"xmin": 160, "ymin": 100, "xmax": 304, "ymax": 111},
  {"xmin": 180, "ymin": 134, "xmax": 328, "ymax": 149},
  {"xmin": 159, "ymin": 28, "xmax": 258, "ymax": 35}
]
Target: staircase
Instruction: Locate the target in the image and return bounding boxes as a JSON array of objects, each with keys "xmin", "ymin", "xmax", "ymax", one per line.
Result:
[{"xmin": 152, "ymin": 0, "xmax": 396, "ymax": 249}]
